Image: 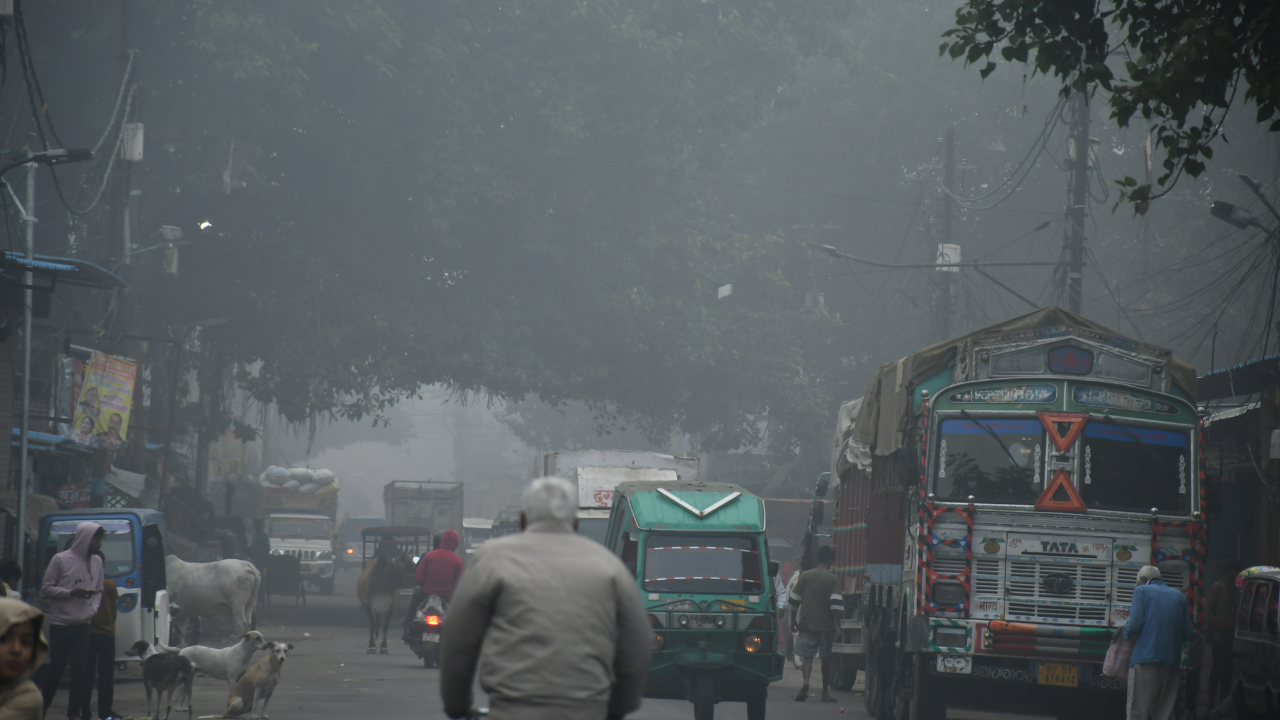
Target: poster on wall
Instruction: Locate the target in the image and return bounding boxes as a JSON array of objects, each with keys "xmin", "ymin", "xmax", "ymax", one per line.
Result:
[
  {"xmin": 56, "ymin": 357, "xmax": 85, "ymax": 438},
  {"xmin": 209, "ymin": 433, "xmax": 245, "ymax": 482},
  {"xmin": 56, "ymin": 483, "xmax": 91, "ymax": 509},
  {"xmin": 70, "ymin": 352, "xmax": 137, "ymax": 450}
]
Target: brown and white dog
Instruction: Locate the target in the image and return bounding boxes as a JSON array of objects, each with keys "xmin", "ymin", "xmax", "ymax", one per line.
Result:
[{"xmin": 222, "ymin": 642, "xmax": 292, "ymax": 719}]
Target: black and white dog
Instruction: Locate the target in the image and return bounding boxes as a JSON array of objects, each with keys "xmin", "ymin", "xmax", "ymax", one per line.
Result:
[{"xmin": 125, "ymin": 640, "xmax": 195, "ymax": 720}]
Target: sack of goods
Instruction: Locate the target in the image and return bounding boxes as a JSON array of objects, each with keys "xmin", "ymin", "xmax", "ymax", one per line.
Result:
[{"xmin": 256, "ymin": 466, "xmax": 340, "ymax": 494}]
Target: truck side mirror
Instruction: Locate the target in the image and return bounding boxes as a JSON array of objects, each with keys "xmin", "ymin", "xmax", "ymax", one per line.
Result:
[
  {"xmin": 815, "ymin": 474, "xmax": 830, "ymax": 498},
  {"xmin": 810, "ymin": 500, "xmax": 825, "ymax": 527},
  {"xmin": 768, "ymin": 561, "xmax": 779, "ymax": 577}
]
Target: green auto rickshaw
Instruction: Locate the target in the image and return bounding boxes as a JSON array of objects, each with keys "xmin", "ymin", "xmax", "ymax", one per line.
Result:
[{"xmin": 605, "ymin": 481, "xmax": 783, "ymax": 720}]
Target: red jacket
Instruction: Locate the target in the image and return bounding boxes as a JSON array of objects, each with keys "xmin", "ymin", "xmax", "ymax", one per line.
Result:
[{"xmin": 415, "ymin": 529, "xmax": 464, "ymax": 599}]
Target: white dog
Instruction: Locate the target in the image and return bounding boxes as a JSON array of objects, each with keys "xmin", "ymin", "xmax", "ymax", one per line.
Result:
[{"xmin": 160, "ymin": 631, "xmax": 270, "ymax": 709}]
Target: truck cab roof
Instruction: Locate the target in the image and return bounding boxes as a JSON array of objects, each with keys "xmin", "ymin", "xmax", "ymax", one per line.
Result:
[{"xmin": 616, "ymin": 480, "xmax": 764, "ymax": 533}]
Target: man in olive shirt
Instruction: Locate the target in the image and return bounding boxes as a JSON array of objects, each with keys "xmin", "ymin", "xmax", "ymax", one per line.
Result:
[{"xmin": 789, "ymin": 545, "xmax": 843, "ymax": 702}]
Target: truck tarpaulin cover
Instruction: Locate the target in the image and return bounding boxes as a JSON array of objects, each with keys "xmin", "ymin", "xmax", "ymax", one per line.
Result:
[
  {"xmin": 851, "ymin": 307, "xmax": 1197, "ymax": 456},
  {"xmin": 832, "ymin": 398, "xmax": 871, "ymax": 480}
]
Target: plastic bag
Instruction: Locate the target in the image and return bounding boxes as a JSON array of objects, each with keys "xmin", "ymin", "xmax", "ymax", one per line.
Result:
[
  {"xmin": 313, "ymin": 469, "xmax": 337, "ymax": 483},
  {"xmin": 315, "ymin": 480, "xmax": 340, "ymax": 495},
  {"xmin": 282, "ymin": 479, "xmax": 301, "ymax": 491},
  {"xmin": 298, "ymin": 482, "xmax": 320, "ymax": 495},
  {"xmin": 289, "ymin": 467, "xmax": 315, "ymax": 482},
  {"xmin": 1103, "ymin": 630, "xmax": 1134, "ymax": 678}
]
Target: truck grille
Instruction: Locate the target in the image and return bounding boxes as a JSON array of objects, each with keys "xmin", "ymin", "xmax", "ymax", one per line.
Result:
[
  {"xmin": 1004, "ymin": 560, "xmax": 1109, "ymax": 623},
  {"xmin": 282, "ymin": 549, "xmax": 320, "ymax": 561}
]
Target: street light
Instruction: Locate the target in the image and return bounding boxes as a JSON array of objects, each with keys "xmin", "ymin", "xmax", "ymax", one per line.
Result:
[
  {"xmin": 1210, "ymin": 201, "xmax": 1269, "ymax": 230},
  {"xmin": 3, "ymin": 149, "xmax": 93, "ymax": 583}
]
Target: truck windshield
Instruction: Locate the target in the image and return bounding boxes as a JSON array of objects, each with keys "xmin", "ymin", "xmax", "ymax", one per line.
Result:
[
  {"xmin": 1080, "ymin": 422, "xmax": 1190, "ymax": 513},
  {"xmin": 935, "ymin": 417, "xmax": 1042, "ymax": 503},
  {"xmin": 269, "ymin": 517, "xmax": 331, "ymax": 539},
  {"xmin": 43, "ymin": 520, "xmax": 135, "ymax": 577},
  {"xmin": 642, "ymin": 534, "xmax": 764, "ymax": 594}
]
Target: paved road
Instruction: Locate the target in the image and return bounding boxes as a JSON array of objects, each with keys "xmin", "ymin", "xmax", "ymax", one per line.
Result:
[{"xmin": 45, "ymin": 570, "xmax": 1049, "ymax": 720}]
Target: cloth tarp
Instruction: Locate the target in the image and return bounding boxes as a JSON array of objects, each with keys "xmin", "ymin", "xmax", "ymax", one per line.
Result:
[
  {"xmin": 831, "ymin": 398, "xmax": 871, "ymax": 479},
  {"xmin": 852, "ymin": 306, "xmax": 1197, "ymax": 456}
]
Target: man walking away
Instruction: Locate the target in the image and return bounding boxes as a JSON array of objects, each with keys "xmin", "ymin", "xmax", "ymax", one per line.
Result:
[
  {"xmin": 789, "ymin": 545, "xmax": 843, "ymax": 703},
  {"xmin": 1123, "ymin": 565, "xmax": 1194, "ymax": 720},
  {"xmin": 37, "ymin": 523, "xmax": 104, "ymax": 718},
  {"xmin": 1204, "ymin": 559, "xmax": 1242, "ymax": 712},
  {"xmin": 80, "ymin": 555, "xmax": 120, "ymax": 720},
  {"xmin": 441, "ymin": 477, "xmax": 652, "ymax": 720}
]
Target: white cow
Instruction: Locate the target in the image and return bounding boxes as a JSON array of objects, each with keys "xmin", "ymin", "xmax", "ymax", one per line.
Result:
[{"xmin": 165, "ymin": 556, "xmax": 261, "ymax": 640}]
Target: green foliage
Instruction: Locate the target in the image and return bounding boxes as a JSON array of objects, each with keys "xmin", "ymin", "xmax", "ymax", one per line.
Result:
[
  {"xmin": 33, "ymin": 0, "xmax": 856, "ymax": 453},
  {"xmin": 940, "ymin": 0, "xmax": 1280, "ymax": 206}
]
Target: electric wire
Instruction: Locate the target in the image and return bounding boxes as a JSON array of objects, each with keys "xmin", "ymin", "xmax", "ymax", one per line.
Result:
[{"xmin": 938, "ymin": 96, "xmax": 1068, "ymax": 205}]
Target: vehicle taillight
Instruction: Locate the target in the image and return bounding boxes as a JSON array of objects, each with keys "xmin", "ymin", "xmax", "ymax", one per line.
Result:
[
  {"xmin": 346, "ymin": 547, "xmax": 354, "ymax": 554},
  {"xmin": 426, "ymin": 615, "xmax": 441, "ymax": 626}
]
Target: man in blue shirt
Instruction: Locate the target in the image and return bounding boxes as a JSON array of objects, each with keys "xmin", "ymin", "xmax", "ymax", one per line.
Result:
[{"xmin": 1122, "ymin": 565, "xmax": 1195, "ymax": 720}]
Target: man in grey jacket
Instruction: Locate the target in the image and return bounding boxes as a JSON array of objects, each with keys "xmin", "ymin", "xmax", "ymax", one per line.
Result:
[{"xmin": 441, "ymin": 477, "xmax": 653, "ymax": 720}]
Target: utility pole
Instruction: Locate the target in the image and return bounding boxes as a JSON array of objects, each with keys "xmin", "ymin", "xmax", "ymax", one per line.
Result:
[
  {"xmin": 931, "ymin": 126, "xmax": 958, "ymax": 342},
  {"xmin": 16, "ymin": 163, "xmax": 34, "ymax": 576},
  {"xmin": 1064, "ymin": 91, "xmax": 1090, "ymax": 313}
]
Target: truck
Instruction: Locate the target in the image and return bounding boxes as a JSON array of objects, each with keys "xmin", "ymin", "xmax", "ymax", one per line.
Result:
[
  {"xmin": 383, "ymin": 480, "xmax": 464, "ymax": 538},
  {"xmin": 541, "ymin": 451, "xmax": 700, "ymax": 544},
  {"xmin": 826, "ymin": 307, "xmax": 1203, "ymax": 720},
  {"xmin": 265, "ymin": 493, "xmax": 339, "ymax": 595}
]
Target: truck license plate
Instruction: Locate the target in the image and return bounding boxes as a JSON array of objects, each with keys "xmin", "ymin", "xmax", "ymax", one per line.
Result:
[
  {"xmin": 936, "ymin": 654, "xmax": 972, "ymax": 674},
  {"xmin": 422, "ymin": 633, "xmax": 440, "ymax": 643},
  {"xmin": 398, "ymin": 588, "xmax": 415, "ymax": 596},
  {"xmin": 1037, "ymin": 662, "xmax": 1078, "ymax": 687}
]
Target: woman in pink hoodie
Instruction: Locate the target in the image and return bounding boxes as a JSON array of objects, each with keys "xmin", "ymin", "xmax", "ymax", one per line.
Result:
[{"xmin": 36, "ymin": 522, "xmax": 103, "ymax": 720}]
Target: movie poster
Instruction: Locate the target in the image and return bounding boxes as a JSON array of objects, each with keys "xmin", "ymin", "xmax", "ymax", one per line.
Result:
[{"xmin": 70, "ymin": 352, "xmax": 136, "ymax": 450}]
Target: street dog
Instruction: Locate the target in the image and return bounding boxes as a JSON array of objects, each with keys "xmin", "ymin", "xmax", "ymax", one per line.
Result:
[
  {"xmin": 222, "ymin": 642, "xmax": 292, "ymax": 719},
  {"xmin": 125, "ymin": 640, "xmax": 195, "ymax": 720},
  {"xmin": 159, "ymin": 631, "xmax": 271, "ymax": 710}
]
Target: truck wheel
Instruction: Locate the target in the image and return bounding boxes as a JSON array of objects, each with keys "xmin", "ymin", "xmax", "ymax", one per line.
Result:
[
  {"xmin": 863, "ymin": 619, "xmax": 889, "ymax": 718},
  {"xmin": 746, "ymin": 685, "xmax": 766, "ymax": 720},
  {"xmin": 319, "ymin": 577, "xmax": 335, "ymax": 595},
  {"xmin": 911, "ymin": 653, "xmax": 946, "ymax": 720},
  {"xmin": 692, "ymin": 672, "xmax": 715, "ymax": 720}
]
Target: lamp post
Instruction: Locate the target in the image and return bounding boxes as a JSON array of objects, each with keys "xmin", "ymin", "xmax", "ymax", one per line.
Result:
[{"xmin": 2, "ymin": 149, "xmax": 92, "ymax": 579}]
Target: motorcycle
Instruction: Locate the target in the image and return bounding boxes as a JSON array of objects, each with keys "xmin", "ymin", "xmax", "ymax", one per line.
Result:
[{"xmin": 406, "ymin": 594, "xmax": 447, "ymax": 668}]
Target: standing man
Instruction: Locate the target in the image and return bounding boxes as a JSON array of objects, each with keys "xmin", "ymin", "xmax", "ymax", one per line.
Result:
[
  {"xmin": 1204, "ymin": 559, "xmax": 1243, "ymax": 711},
  {"xmin": 441, "ymin": 477, "xmax": 652, "ymax": 720},
  {"xmin": 80, "ymin": 555, "xmax": 120, "ymax": 720},
  {"xmin": 37, "ymin": 523, "xmax": 104, "ymax": 718},
  {"xmin": 250, "ymin": 519, "xmax": 271, "ymax": 603},
  {"xmin": 1123, "ymin": 565, "xmax": 1195, "ymax": 720},
  {"xmin": 789, "ymin": 545, "xmax": 843, "ymax": 703}
]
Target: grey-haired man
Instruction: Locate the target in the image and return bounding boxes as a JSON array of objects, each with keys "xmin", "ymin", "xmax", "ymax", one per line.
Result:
[{"xmin": 441, "ymin": 477, "xmax": 653, "ymax": 720}]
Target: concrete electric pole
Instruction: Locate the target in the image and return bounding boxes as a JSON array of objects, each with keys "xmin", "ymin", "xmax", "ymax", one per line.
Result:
[
  {"xmin": 931, "ymin": 127, "xmax": 958, "ymax": 342},
  {"xmin": 1063, "ymin": 92, "xmax": 1091, "ymax": 313}
]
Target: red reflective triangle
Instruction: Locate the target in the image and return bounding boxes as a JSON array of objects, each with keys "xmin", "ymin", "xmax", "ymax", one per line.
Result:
[
  {"xmin": 1034, "ymin": 470, "xmax": 1087, "ymax": 513},
  {"xmin": 1037, "ymin": 411, "xmax": 1089, "ymax": 452}
]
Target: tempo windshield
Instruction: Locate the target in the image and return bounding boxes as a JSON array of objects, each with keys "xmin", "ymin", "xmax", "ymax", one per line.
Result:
[
  {"xmin": 44, "ymin": 520, "xmax": 135, "ymax": 577},
  {"xmin": 1081, "ymin": 422, "xmax": 1190, "ymax": 513},
  {"xmin": 642, "ymin": 534, "xmax": 764, "ymax": 594},
  {"xmin": 935, "ymin": 417, "xmax": 1042, "ymax": 503}
]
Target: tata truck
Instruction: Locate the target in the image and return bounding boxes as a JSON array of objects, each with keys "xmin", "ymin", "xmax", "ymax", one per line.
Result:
[
  {"xmin": 383, "ymin": 480, "xmax": 464, "ymax": 537},
  {"xmin": 265, "ymin": 492, "xmax": 339, "ymax": 594},
  {"xmin": 541, "ymin": 450, "xmax": 700, "ymax": 544},
  {"xmin": 827, "ymin": 307, "xmax": 1203, "ymax": 720}
]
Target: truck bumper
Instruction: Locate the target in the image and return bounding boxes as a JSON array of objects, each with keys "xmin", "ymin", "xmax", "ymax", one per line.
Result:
[{"xmin": 300, "ymin": 561, "xmax": 334, "ymax": 579}]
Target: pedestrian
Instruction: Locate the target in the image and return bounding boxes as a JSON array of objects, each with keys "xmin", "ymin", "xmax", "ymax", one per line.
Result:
[
  {"xmin": 250, "ymin": 519, "xmax": 270, "ymax": 602},
  {"xmin": 441, "ymin": 477, "xmax": 652, "ymax": 720},
  {"xmin": 784, "ymin": 554, "xmax": 805, "ymax": 668},
  {"xmin": 37, "ymin": 523, "xmax": 104, "ymax": 719},
  {"xmin": 1204, "ymin": 559, "xmax": 1243, "ymax": 712},
  {"xmin": 1123, "ymin": 565, "xmax": 1195, "ymax": 720},
  {"xmin": 0, "ymin": 560, "xmax": 21, "ymax": 599},
  {"xmin": 0, "ymin": 597, "xmax": 49, "ymax": 720},
  {"xmin": 789, "ymin": 544, "xmax": 843, "ymax": 703},
  {"xmin": 80, "ymin": 554, "xmax": 120, "ymax": 720}
]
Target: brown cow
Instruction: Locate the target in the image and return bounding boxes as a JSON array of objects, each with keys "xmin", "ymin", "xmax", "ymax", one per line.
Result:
[{"xmin": 356, "ymin": 542, "xmax": 412, "ymax": 654}]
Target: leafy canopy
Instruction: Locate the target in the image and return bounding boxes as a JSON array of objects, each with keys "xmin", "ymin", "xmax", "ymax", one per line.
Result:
[{"xmin": 940, "ymin": 0, "xmax": 1280, "ymax": 209}]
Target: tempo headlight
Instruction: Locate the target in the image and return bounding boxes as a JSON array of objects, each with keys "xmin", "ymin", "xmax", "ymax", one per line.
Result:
[
  {"xmin": 743, "ymin": 635, "xmax": 764, "ymax": 653},
  {"xmin": 117, "ymin": 594, "xmax": 137, "ymax": 612}
]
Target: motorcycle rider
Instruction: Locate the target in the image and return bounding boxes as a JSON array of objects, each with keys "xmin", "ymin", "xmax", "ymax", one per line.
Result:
[{"xmin": 404, "ymin": 529, "xmax": 464, "ymax": 638}]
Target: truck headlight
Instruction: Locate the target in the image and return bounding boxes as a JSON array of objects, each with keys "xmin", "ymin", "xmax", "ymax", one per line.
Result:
[
  {"xmin": 317, "ymin": 551, "xmax": 333, "ymax": 561},
  {"xmin": 932, "ymin": 582, "xmax": 966, "ymax": 606},
  {"xmin": 933, "ymin": 626, "xmax": 968, "ymax": 647},
  {"xmin": 743, "ymin": 635, "xmax": 764, "ymax": 653},
  {"xmin": 652, "ymin": 633, "xmax": 665, "ymax": 651},
  {"xmin": 270, "ymin": 548, "xmax": 283, "ymax": 556}
]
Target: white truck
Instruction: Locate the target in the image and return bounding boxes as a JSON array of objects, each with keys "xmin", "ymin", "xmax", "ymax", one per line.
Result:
[
  {"xmin": 540, "ymin": 451, "xmax": 700, "ymax": 544},
  {"xmin": 266, "ymin": 512, "xmax": 336, "ymax": 594}
]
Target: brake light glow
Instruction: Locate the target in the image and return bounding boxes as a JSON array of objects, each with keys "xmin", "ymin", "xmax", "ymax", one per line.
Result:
[
  {"xmin": 426, "ymin": 615, "xmax": 441, "ymax": 626},
  {"xmin": 346, "ymin": 548, "xmax": 354, "ymax": 554}
]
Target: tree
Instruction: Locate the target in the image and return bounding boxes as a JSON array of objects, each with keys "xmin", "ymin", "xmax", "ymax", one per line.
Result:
[
  {"xmin": 940, "ymin": 0, "xmax": 1280, "ymax": 209},
  {"xmin": 23, "ymin": 1, "xmax": 856, "ymax": 452}
]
